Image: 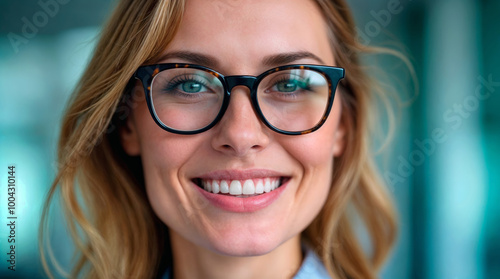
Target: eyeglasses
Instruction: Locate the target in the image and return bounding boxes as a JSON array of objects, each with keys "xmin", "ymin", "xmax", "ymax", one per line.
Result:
[{"xmin": 133, "ymin": 63, "xmax": 344, "ymax": 135}]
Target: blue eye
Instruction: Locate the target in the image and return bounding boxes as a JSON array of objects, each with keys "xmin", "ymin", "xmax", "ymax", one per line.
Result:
[
  {"xmin": 276, "ymin": 81, "xmax": 298, "ymax": 92},
  {"xmin": 272, "ymin": 78, "xmax": 312, "ymax": 93},
  {"xmin": 181, "ymin": 80, "xmax": 205, "ymax": 93},
  {"xmin": 162, "ymin": 75, "xmax": 212, "ymax": 95}
]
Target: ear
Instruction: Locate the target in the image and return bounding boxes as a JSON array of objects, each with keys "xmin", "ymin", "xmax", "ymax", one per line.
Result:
[
  {"xmin": 120, "ymin": 113, "xmax": 141, "ymax": 156},
  {"xmin": 332, "ymin": 117, "xmax": 346, "ymax": 157}
]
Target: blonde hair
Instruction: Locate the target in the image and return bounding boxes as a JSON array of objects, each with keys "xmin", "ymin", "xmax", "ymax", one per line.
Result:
[{"xmin": 40, "ymin": 0, "xmax": 397, "ymax": 278}]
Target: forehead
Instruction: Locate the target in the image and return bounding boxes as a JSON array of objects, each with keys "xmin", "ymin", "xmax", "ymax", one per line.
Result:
[{"xmin": 163, "ymin": 0, "xmax": 335, "ymax": 72}]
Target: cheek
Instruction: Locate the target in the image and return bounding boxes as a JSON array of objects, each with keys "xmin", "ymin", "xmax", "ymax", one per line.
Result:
[
  {"xmin": 283, "ymin": 135, "xmax": 336, "ymax": 168},
  {"xmin": 138, "ymin": 124, "xmax": 219, "ymax": 248},
  {"xmin": 280, "ymin": 99, "xmax": 343, "ymax": 227},
  {"xmin": 135, "ymin": 106, "xmax": 190, "ymax": 173},
  {"xmin": 132, "ymin": 102, "xmax": 207, "ymax": 227},
  {"xmin": 133, "ymin": 98, "xmax": 207, "ymax": 174},
  {"xmin": 281, "ymin": 97, "xmax": 343, "ymax": 168}
]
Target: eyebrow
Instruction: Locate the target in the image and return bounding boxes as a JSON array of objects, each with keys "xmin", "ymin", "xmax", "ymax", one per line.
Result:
[
  {"xmin": 157, "ymin": 50, "xmax": 325, "ymax": 68},
  {"xmin": 262, "ymin": 51, "xmax": 325, "ymax": 66},
  {"xmin": 158, "ymin": 51, "xmax": 220, "ymax": 68}
]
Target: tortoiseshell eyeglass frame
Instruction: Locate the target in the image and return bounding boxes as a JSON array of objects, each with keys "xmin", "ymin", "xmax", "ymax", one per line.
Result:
[{"xmin": 133, "ymin": 63, "xmax": 345, "ymax": 135}]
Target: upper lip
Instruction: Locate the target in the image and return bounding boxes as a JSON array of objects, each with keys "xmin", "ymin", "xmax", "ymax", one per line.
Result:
[{"xmin": 195, "ymin": 169, "xmax": 288, "ymax": 181}]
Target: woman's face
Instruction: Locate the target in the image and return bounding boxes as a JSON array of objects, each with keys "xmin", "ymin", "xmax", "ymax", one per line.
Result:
[{"xmin": 122, "ymin": 0, "xmax": 345, "ymax": 256}]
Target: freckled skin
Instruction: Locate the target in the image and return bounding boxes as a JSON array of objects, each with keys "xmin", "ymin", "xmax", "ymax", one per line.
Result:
[{"xmin": 121, "ymin": 0, "xmax": 346, "ymax": 278}]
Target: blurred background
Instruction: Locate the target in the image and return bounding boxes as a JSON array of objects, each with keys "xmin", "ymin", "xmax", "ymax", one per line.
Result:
[{"xmin": 0, "ymin": 0, "xmax": 498, "ymax": 278}]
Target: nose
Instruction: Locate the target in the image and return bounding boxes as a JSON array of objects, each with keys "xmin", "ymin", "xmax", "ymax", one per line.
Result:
[{"xmin": 211, "ymin": 86, "xmax": 270, "ymax": 157}]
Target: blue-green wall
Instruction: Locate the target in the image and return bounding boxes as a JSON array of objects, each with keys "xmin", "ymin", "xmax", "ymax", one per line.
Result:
[{"xmin": 0, "ymin": 0, "xmax": 498, "ymax": 278}]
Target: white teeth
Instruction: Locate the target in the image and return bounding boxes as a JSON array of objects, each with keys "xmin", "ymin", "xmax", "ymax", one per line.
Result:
[
  {"xmin": 229, "ymin": 180, "xmax": 242, "ymax": 195},
  {"xmin": 212, "ymin": 181, "xmax": 220, "ymax": 194},
  {"xmin": 242, "ymin": 180, "xmax": 255, "ymax": 195},
  {"xmin": 200, "ymin": 178, "xmax": 282, "ymax": 196},
  {"xmin": 264, "ymin": 178, "xmax": 271, "ymax": 193},
  {"xmin": 255, "ymin": 180, "xmax": 264, "ymax": 194},
  {"xmin": 273, "ymin": 179, "xmax": 279, "ymax": 190},
  {"xmin": 220, "ymin": 180, "xmax": 229, "ymax": 194}
]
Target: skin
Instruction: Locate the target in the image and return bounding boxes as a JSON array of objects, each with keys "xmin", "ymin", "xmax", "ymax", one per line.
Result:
[{"xmin": 121, "ymin": 0, "xmax": 346, "ymax": 278}]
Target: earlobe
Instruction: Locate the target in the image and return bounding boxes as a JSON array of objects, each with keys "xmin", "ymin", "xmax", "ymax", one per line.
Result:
[{"xmin": 120, "ymin": 115, "xmax": 141, "ymax": 156}]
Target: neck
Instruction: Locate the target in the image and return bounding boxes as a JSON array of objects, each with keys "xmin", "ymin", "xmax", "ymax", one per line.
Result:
[{"xmin": 170, "ymin": 231, "xmax": 302, "ymax": 279}]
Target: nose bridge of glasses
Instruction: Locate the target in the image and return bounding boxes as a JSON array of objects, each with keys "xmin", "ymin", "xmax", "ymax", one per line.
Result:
[{"xmin": 225, "ymin": 75, "xmax": 258, "ymax": 93}]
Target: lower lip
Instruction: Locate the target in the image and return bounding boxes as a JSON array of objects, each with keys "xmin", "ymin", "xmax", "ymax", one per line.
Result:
[{"xmin": 194, "ymin": 180, "xmax": 288, "ymax": 213}]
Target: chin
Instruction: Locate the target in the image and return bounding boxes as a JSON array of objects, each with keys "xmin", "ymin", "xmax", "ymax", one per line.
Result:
[
  {"xmin": 209, "ymin": 238, "xmax": 279, "ymax": 257},
  {"xmin": 200, "ymin": 229, "xmax": 286, "ymax": 257}
]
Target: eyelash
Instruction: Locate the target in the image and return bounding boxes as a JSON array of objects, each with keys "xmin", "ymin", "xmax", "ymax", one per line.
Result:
[
  {"xmin": 271, "ymin": 77, "xmax": 313, "ymax": 92},
  {"xmin": 162, "ymin": 75, "xmax": 212, "ymax": 97}
]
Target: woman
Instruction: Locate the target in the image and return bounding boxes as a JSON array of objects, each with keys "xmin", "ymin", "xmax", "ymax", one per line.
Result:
[{"xmin": 40, "ymin": 0, "xmax": 397, "ymax": 278}]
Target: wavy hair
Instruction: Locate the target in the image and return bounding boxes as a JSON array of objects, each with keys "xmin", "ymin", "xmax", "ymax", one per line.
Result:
[{"xmin": 39, "ymin": 0, "xmax": 398, "ymax": 278}]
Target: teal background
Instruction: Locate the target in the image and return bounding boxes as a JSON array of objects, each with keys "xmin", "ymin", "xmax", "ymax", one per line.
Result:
[{"xmin": 0, "ymin": 0, "xmax": 498, "ymax": 278}]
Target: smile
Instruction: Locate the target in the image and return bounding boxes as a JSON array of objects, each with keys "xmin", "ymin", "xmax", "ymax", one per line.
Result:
[
  {"xmin": 192, "ymin": 170, "xmax": 290, "ymax": 212},
  {"xmin": 194, "ymin": 177, "xmax": 284, "ymax": 197}
]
